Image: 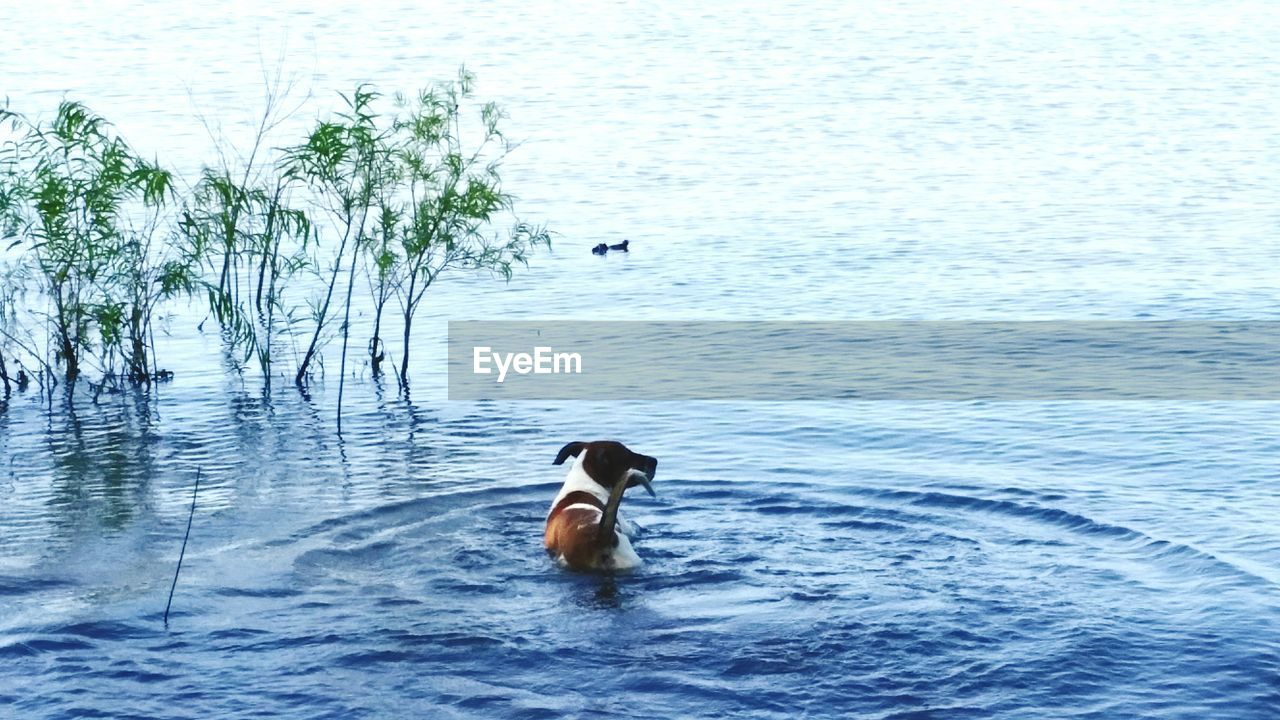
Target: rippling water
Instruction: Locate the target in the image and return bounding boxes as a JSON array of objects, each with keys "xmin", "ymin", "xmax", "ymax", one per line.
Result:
[{"xmin": 3, "ymin": 1, "xmax": 1280, "ymax": 718}]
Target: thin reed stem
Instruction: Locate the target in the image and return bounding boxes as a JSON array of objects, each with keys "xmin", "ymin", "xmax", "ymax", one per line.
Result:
[{"xmin": 163, "ymin": 468, "xmax": 201, "ymax": 626}]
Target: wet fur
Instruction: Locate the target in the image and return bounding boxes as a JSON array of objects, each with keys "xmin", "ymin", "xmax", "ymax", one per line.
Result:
[{"xmin": 544, "ymin": 441, "xmax": 655, "ymax": 571}]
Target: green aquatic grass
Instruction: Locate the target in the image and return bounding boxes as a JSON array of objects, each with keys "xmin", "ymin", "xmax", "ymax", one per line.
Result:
[
  {"xmin": 387, "ymin": 68, "xmax": 551, "ymax": 392},
  {"xmin": 0, "ymin": 69, "xmax": 550, "ymax": 416},
  {"xmin": 1, "ymin": 100, "xmax": 193, "ymax": 393}
]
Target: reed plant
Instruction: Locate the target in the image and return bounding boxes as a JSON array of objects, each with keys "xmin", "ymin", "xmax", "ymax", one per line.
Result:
[
  {"xmin": 180, "ymin": 170, "xmax": 312, "ymax": 383},
  {"xmin": 177, "ymin": 74, "xmax": 314, "ymax": 387},
  {"xmin": 0, "ymin": 101, "xmax": 193, "ymax": 393},
  {"xmin": 0, "ymin": 69, "xmax": 549, "ymax": 415},
  {"xmin": 386, "ymin": 68, "xmax": 550, "ymax": 391},
  {"xmin": 282, "ymin": 85, "xmax": 394, "ymax": 411}
]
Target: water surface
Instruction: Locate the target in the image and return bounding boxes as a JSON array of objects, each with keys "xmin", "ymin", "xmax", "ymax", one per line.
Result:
[{"xmin": 2, "ymin": 1, "xmax": 1279, "ymax": 717}]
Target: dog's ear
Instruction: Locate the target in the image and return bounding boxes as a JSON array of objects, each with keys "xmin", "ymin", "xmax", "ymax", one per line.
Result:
[{"xmin": 553, "ymin": 441, "xmax": 588, "ymax": 465}]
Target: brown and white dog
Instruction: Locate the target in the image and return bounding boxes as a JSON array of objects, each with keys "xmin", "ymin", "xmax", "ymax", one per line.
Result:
[{"xmin": 545, "ymin": 440, "xmax": 657, "ymax": 571}]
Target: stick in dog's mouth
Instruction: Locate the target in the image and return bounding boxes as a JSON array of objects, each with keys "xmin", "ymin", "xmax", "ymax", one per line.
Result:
[
  {"xmin": 598, "ymin": 467, "xmax": 655, "ymax": 547},
  {"xmin": 627, "ymin": 468, "xmax": 657, "ymax": 498}
]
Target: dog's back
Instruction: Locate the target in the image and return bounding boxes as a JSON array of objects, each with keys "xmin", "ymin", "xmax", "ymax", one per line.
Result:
[
  {"xmin": 544, "ymin": 440, "xmax": 656, "ymax": 571},
  {"xmin": 545, "ymin": 500, "xmax": 606, "ymax": 569}
]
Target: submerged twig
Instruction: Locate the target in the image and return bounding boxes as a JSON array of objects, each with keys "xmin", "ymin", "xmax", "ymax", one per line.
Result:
[
  {"xmin": 163, "ymin": 468, "xmax": 201, "ymax": 626},
  {"xmin": 0, "ymin": 350, "xmax": 10, "ymax": 398}
]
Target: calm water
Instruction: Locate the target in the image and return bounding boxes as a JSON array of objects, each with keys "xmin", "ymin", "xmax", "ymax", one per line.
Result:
[{"xmin": 3, "ymin": 1, "xmax": 1280, "ymax": 717}]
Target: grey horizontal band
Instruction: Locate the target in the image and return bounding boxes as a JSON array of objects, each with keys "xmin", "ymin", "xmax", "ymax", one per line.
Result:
[{"xmin": 448, "ymin": 321, "xmax": 1280, "ymax": 401}]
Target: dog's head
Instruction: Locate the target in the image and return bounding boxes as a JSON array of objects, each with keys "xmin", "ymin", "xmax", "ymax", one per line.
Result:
[{"xmin": 553, "ymin": 440, "xmax": 657, "ymax": 496}]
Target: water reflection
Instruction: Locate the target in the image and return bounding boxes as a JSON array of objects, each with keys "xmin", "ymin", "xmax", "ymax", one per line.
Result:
[
  {"xmin": 589, "ymin": 575, "xmax": 624, "ymax": 610},
  {"xmin": 44, "ymin": 390, "xmax": 160, "ymax": 534}
]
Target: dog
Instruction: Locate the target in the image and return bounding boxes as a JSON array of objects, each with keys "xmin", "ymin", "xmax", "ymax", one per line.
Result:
[{"xmin": 545, "ymin": 440, "xmax": 657, "ymax": 571}]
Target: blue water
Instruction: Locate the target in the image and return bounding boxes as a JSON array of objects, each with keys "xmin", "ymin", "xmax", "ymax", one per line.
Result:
[{"xmin": 3, "ymin": 1, "xmax": 1280, "ymax": 718}]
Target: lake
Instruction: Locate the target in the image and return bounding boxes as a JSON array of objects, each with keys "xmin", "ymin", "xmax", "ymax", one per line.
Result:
[{"xmin": 1, "ymin": 1, "xmax": 1278, "ymax": 717}]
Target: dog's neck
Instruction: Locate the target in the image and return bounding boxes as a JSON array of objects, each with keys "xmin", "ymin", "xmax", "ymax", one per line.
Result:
[{"xmin": 550, "ymin": 454, "xmax": 610, "ymax": 510}]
